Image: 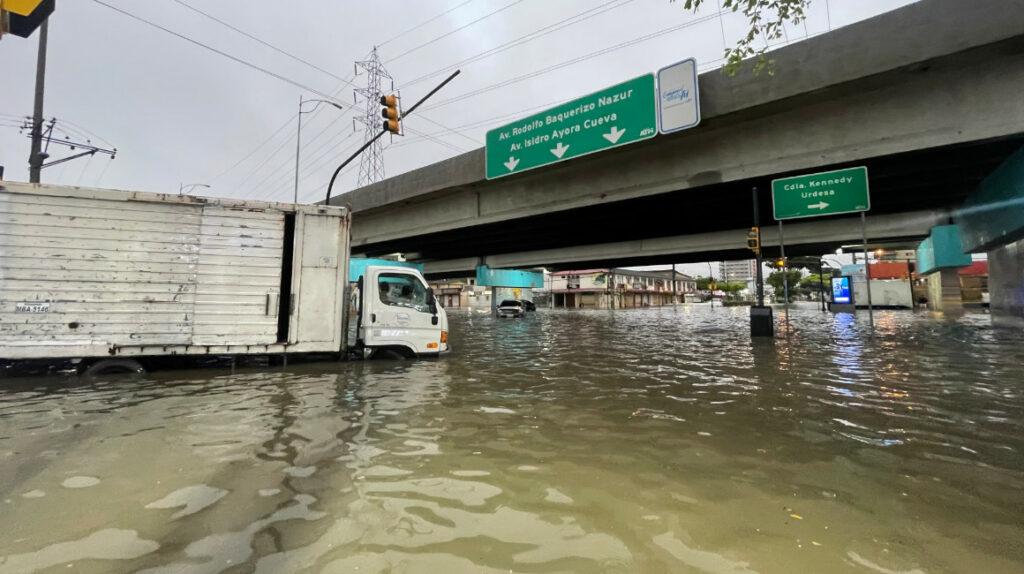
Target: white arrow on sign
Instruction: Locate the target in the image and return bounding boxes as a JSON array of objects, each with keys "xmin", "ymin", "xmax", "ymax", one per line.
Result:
[
  {"xmin": 603, "ymin": 126, "xmax": 625, "ymax": 144},
  {"xmin": 550, "ymin": 142, "xmax": 569, "ymax": 158},
  {"xmin": 808, "ymin": 201, "xmax": 830, "ymax": 210},
  {"xmin": 504, "ymin": 156, "xmax": 520, "ymax": 172}
]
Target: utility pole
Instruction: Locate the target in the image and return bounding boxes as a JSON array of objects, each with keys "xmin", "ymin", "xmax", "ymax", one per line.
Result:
[
  {"xmin": 353, "ymin": 48, "xmax": 393, "ymax": 187},
  {"xmin": 28, "ymin": 17, "xmax": 49, "ymax": 183}
]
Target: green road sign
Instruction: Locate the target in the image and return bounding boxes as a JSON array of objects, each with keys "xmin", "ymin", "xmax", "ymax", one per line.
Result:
[
  {"xmin": 771, "ymin": 166, "xmax": 870, "ymax": 220},
  {"xmin": 485, "ymin": 75, "xmax": 657, "ymax": 180}
]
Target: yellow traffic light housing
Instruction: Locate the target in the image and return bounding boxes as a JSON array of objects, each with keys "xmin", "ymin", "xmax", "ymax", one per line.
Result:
[
  {"xmin": 746, "ymin": 226, "xmax": 760, "ymax": 253},
  {"xmin": 1, "ymin": 0, "xmax": 53, "ymax": 38},
  {"xmin": 380, "ymin": 94, "xmax": 400, "ymax": 134}
]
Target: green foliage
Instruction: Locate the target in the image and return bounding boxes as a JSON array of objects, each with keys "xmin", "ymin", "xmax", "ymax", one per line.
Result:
[
  {"xmin": 766, "ymin": 269, "xmax": 802, "ymax": 299},
  {"xmin": 799, "ymin": 274, "xmax": 827, "ymax": 288},
  {"xmin": 674, "ymin": 0, "xmax": 811, "ymax": 75},
  {"xmin": 696, "ymin": 276, "xmax": 714, "ymax": 290}
]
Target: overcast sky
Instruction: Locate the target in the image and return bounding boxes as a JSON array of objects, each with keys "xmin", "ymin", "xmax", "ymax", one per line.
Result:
[{"xmin": 1, "ymin": 0, "xmax": 917, "ymax": 276}]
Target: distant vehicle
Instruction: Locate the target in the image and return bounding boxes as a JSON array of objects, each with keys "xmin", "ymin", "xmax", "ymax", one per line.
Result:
[
  {"xmin": 497, "ymin": 300, "xmax": 526, "ymax": 318},
  {"xmin": 519, "ymin": 300, "xmax": 537, "ymax": 312}
]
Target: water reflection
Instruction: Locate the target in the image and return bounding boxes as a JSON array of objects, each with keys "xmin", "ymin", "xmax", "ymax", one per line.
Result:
[{"xmin": 0, "ymin": 306, "xmax": 1022, "ymax": 572}]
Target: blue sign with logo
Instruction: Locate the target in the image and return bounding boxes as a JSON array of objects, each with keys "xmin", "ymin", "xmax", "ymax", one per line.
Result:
[{"xmin": 831, "ymin": 276, "xmax": 852, "ymax": 304}]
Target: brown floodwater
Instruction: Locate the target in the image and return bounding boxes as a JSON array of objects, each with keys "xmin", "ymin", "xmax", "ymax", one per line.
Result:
[{"xmin": 1, "ymin": 305, "xmax": 1022, "ymax": 573}]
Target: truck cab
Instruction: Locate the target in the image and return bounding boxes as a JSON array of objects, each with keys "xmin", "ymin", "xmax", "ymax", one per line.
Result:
[{"xmin": 357, "ymin": 265, "xmax": 449, "ymax": 359}]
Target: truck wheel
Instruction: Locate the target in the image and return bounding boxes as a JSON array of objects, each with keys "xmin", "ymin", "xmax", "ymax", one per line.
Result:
[
  {"xmin": 370, "ymin": 348, "xmax": 410, "ymax": 361},
  {"xmin": 81, "ymin": 358, "xmax": 146, "ymax": 378}
]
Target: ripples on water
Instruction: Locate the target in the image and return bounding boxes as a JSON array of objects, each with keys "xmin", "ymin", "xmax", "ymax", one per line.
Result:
[{"xmin": 1, "ymin": 306, "xmax": 1022, "ymax": 573}]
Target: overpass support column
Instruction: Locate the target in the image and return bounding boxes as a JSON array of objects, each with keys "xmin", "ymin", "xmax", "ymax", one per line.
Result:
[
  {"xmin": 916, "ymin": 225, "xmax": 972, "ymax": 311},
  {"xmin": 476, "ymin": 265, "xmax": 545, "ymax": 314},
  {"xmin": 987, "ymin": 239, "xmax": 1024, "ymax": 328},
  {"xmin": 956, "ymin": 146, "xmax": 1024, "ymax": 327},
  {"xmin": 925, "ymin": 271, "xmax": 964, "ymax": 311}
]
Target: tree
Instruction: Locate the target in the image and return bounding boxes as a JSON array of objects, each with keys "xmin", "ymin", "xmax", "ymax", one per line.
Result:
[
  {"xmin": 674, "ymin": 0, "xmax": 811, "ymax": 75},
  {"xmin": 696, "ymin": 276, "xmax": 714, "ymax": 290},
  {"xmin": 766, "ymin": 269, "xmax": 802, "ymax": 301}
]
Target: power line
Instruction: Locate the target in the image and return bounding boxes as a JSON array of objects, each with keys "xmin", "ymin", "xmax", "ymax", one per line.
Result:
[
  {"xmin": 422, "ymin": 11, "xmax": 724, "ymax": 112},
  {"xmin": 384, "ymin": 0, "xmax": 528, "ymax": 64},
  {"xmin": 209, "ymin": 113, "xmax": 296, "ymax": 183},
  {"xmin": 412, "ymin": 113, "xmax": 482, "ymax": 146},
  {"xmin": 211, "ymin": 74, "xmax": 364, "ymax": 186},
  {"xmin": 169, "ymin": 0, "xmax": 354, "ymax": 86},
  {"xmin": 403, "ymin": 125, "xmax": 465, "ymax": 154},
  {"xmin": 400, "ymin": 0, "xmax": 635, "ymax": 90},
  {"xmin": 90, "ymin": 0, "xmax": 354, "ymax": 110},
  {"xmin": 256, "ymin": 132, "xmax": 363, "ymax": 202},
  {"xmin": 378, "ymin": 0, "xmax": 479, "ymax": 48},
  {"xmin": 248, "ymin": 130, "xmax": 357, "ymax": 201}
]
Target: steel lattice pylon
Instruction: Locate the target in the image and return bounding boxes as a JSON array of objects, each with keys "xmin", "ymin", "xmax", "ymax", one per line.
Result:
[{"xmin": 353, "ymin": 48, "xmax": 393, "ymax": 186}]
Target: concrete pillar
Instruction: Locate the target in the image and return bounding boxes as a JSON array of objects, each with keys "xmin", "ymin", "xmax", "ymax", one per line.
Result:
[
  {"xmin": 926, "ymin": 270, "xmax": 963, "ymax": 311},
  {"xmin": 988, "ymin": 238, "xmax": 1024, "ymax": 329}
]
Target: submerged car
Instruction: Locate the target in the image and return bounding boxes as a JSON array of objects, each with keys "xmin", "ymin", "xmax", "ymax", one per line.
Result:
[
  {"xmin": 496, "ymin": 299, "xmax": 526, "ymax": 318},
  {"xmin": 519, "ymin": 300, "xmax": 537, "ymax": 312}
]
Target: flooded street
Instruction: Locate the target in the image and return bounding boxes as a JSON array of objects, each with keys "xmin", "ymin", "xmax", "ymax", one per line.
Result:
[{"xmin": 2, "ymin": 306, "xmax": 1023, "ymax": 573}]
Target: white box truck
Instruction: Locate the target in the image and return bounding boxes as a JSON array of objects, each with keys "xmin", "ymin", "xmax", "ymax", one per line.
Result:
[{"xmin": 0, "ymin": 182, "xmax": 448, "ymax": 376}]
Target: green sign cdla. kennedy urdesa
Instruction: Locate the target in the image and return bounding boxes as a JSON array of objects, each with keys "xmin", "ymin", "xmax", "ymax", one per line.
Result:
[
  {"xmin": 771, "ymin": 166, "xmax": 870, "ymax": 220},
  {"xmin": 485, "ymin": 74, "xmax": 657, "ymax": 180}
]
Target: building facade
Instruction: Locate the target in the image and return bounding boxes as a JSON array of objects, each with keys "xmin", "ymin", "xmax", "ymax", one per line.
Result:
[
  {"xmin": 549, "ymin": 269, "xmax": 696, "ymax": 309},
  {"xmin": 719, "ymin": 259, "xmax": 758, "ymax": 282}
]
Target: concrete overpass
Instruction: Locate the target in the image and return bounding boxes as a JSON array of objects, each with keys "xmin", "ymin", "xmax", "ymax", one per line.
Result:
[{"xmin": 331, "ymin": 0, "xmax": 1024, "ymax": 276}]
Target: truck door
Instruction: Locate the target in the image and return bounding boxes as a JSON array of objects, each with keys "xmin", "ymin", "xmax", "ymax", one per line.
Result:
[
  {"xmin": 287, "ymin": 206, "xmax": 349, "ymax": 351},
  {"xmin": 363, "ymin": 268, "xmax": 439, "ymax": 355}
]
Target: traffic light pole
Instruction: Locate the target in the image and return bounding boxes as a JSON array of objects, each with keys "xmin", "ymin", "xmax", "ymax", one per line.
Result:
[
  {"xmin": 324, "ymin": 70, "xmax": 461, "ymax": 206},
  {"xmin": 750, "ymin": 186, "xmax": 773, "ymax": 337},
  {"xmin": 779, "ymin": 220, "xmax": 790, "ymax": 331}
]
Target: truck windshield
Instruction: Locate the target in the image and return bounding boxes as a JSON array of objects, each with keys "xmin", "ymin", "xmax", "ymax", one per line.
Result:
[{"xmin": 378, "ymin": 273, "xmax": 431, "ymax": 313}]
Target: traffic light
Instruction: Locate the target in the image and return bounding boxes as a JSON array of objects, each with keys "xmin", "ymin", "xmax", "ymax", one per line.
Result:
[
  {"xmin": 381, "ymin": 94, "xmax": 400, "ymax": 134},
  {"xmin": 1, "ymin": 0, "xmax": 54, "ymax": 39},
  {"xmin": 746, "ymin": 227, "xmax": 760, "ymax": 253},
  {"xmin": 776, "ymin": 258, "xmax": 786, "ymax": 267}
]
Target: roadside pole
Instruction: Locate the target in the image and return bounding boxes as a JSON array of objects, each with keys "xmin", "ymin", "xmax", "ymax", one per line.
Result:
[
  {"xmin": 672, "ymin": 264, "xmax": 677, "ymax": 310},
  {"xmin": 28, "ymin": 18, "xmax": 49, "ymax": 183},
  {"xmin": 819, "ymin": 256, "xmax": 826, "ymax": 312},
  {"xmin": 861, "ymin": 212, "xmax": 874, "ymax": 328},
  {"xmin": 778, "ymin": 220, "xmax": 790, "ymax": 331},
  {"xmin": 750, "ymin": 187, "xmax": 774, "ymax": 337}
]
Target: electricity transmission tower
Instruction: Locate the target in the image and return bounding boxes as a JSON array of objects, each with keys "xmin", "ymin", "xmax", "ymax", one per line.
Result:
[{"xmin": 353, "ymin": 48, "xmax": 393, "ymax": 187}]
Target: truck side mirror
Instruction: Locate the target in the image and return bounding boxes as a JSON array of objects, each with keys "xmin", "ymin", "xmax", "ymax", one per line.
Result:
[{"xmin": 427, "ymin": 288, "xmax": 439, "ymax": 324}]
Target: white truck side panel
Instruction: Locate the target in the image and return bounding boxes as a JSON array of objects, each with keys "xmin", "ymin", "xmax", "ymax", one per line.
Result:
[
  {"xmin": 192, "ymin": 205, "xmax": 283, "ymax": 346},
  {"xmin": 0, "ymin": 183, "xmax": 350, "ymax": 360},
  {"xmin": 0, "ymin": 185, "xmax": 201, "ymax": 356}
]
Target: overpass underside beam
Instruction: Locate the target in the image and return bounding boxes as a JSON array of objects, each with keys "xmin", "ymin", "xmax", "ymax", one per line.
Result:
[{"xmin": 420, "ymin": 210, "xmax": 949, "ymax": 275}]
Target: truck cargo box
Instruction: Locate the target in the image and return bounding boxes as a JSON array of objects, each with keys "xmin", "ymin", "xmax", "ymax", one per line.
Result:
[{"xmin": 0, "ymin": 182, "xmax": 350, "ymax": 361}]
